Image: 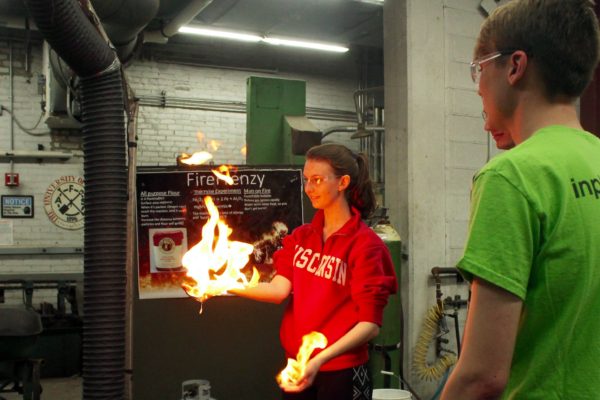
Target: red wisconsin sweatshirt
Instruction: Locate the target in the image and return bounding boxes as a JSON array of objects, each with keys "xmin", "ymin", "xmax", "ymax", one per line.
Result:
[{"xmin": 274, "ymin": 208, "xmax": 398, "ymax": 371}]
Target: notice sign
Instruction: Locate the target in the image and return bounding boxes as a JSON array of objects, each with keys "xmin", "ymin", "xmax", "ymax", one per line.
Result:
[
  {"xmin": 1, "ymin": 195, "xmax": 34, "ymax": 218},
  {"xmin": 136, "ymin": 166, "xmax": 304, "ymax": 299}
]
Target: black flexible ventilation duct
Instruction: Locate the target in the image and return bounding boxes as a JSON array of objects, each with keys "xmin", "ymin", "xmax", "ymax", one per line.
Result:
[{"xmin": 23, "ymin": 1, "xmax": 127, "ymax": 399}]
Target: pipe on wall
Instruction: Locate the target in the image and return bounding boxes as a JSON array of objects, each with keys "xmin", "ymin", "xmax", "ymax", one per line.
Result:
[
  {"xmin": 144, "ymin": 0, "xmax": 213, "ymax": 43},
  {"xmin": 91, "ymin": 0, "xmax": 160, "ymax": 63},
  {"xmin": 23, "ymin": 1, "xmax": 128, "ymax": 399},
  {"xmin": 137, "ymin": 94, "xmax": 357, "ymax": 122},
  {"xmin": 9, "ymin": 40, "xmax": 15, "ymax": 178}
]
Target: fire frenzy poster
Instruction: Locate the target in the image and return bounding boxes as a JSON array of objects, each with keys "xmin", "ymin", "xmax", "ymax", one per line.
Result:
[{"xmin": 136, "ymin": 166, "xmax": 304, "ymax": 299}]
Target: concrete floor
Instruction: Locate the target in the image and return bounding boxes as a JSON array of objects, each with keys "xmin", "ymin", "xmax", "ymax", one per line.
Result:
[{"xmin": 1, "ymin": 376, "xmax": 82, "ymax": 400}]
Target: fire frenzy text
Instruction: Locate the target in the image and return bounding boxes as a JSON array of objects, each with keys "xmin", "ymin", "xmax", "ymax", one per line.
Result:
[{"xmin": 186, "ymin": 172, "xmax": 266, "ymax": 188}]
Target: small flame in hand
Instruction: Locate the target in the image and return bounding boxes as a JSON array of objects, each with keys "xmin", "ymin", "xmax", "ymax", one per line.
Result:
[{"xmin": 277, "ymin": 332, "xmax": 328, "ymax": 387}]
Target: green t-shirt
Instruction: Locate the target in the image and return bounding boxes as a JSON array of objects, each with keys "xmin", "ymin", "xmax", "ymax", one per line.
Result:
[{"xmin": 457, "ymin": 126, "xmax": 600, "ymax": 399}]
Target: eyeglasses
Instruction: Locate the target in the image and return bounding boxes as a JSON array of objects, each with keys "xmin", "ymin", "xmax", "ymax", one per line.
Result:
[
  {"xmin": 302, "ymin": 175, "xmax": 338, "ymax": 187},
  {"xmin": 470, "ymin": 51, "xmax": 514, "ymax": 84}
]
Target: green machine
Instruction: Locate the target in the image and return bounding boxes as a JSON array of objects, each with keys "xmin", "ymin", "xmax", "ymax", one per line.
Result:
[
  {"xmin": 370, "ymin": 223, "xmax": 403, "ymax": 389},
  {"xmin": 246, "ymin": 75, "xmax": 321, "ymax": 223},
  {"xmin": 246, "ymin": 76, "xmax": 321, "ymax": 165}
]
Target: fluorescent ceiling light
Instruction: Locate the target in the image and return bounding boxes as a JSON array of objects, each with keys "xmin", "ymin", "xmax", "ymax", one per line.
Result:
[
  {"xmin": 178, "ymin": 26, "xmax": 349, "ymax": 53},
  {"xmin": 178, "ymin": 26, "xmax": 261, "ymax": 42},
  {"xmin": 262, "ymin": 37, "xmax": 348, "ymax": 53}
]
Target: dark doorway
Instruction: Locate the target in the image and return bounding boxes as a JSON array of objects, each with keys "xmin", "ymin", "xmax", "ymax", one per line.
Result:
[{"xmin": 580, "ymin": 2, "xmax": 600, "ymax": 138}]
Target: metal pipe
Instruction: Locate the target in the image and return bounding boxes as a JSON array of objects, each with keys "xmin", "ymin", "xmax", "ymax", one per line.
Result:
[
  {"xmin": 0, "ymin": 247, "xmax": 83, "ymax": 255},
  {"xmin": 379, "ymin": 129, "xmax": 385, "ymax": 184},
  {"xmin": 353, "ymin": 86, "xmax": 384, "ymax": 126},
  {"xmin": 307, "ymin": 107, "xmax": 356, "ymax": 122},
  {"xmin": 91, "ymin": 0, "xmax": 160, "ymax": 63},
  {"xmin": 162, "ymin": 0, "xmax": 213, "ymax": 37},
  {"xmin": 124, "ymin": 98, "xmax": 139, "ymax": 400},
  {"xmin": 144, "ymin": 0, "xmax": 213, "ymax": 43},
  {"xmin": 321, "ymin": 126, "xmax": 356, "ymax": 139},
  {"xmin": 137, "ymin": 94, "xmax": 357, "ymax": 122},
  {"xmin": 9, "ymin": 40, "xmax": 14, "ymax": 151},
  {"xmin": 9, "ymin": 40, "xmax": 14, "ymax": 176}
]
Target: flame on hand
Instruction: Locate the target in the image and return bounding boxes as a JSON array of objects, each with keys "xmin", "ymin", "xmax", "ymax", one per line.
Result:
[
  {"xmin": 276, "ymin": 332, "xmax": 328, "ymax": 387},
  {"xmin": 181, "ymin": 195, "xmax": 260, "ymax": 304},
  {"xmin": 180, "ymin": 151, "xmax": 213, "ymax": 165}
]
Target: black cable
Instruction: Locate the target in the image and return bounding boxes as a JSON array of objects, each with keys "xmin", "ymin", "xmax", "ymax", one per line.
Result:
[
  {"xmin": 453, "ymin": 312, "xmax": 461, "ymax": 355},
  {"xmin": 399, "ymin": 298, "xmax": 405, "ymax": 388},
  {"xmin": 1, "ymin": 106, "xmax": 49, "ymax": 136}
]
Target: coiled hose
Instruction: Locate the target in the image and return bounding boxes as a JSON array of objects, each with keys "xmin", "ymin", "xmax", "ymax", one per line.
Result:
[{"xmin": 412, "ymin": 304, "xmax": 457, "ymax": 381}]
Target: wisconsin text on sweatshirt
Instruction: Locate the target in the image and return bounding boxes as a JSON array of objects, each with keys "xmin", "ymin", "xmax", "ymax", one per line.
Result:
[{"xmin": 292, "ymin": 245, "xmax": 347, "ymax": 286}]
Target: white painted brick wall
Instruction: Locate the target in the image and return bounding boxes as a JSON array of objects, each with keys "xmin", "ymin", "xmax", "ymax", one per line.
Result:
[
  {"xmin": 127, "ymin": 60, "xmax": 358, "ymax": 166},
  {"xmin": 0, "ymin": 42, "xmax": 85, "ymax": 288},
  {"xmin": 444, "ymin": 0, "xmax": 487, "ymax": 272},
  {"xmin": 0, "ymin": 41, "xmax": 54, "ymax": 153},
  {"xmin": 448, "ymin": 141, "xmax": 488, "ymax": 168},
  {"xmin": 447, "ymin": 114, "xmax": 487, "ymax": 143},
  {"xmin": 439, "ymin": 5, "xmax": 510, "ymax": 387},
  {"xmin": 447, "ymin": 87, "xmax": 483, "ymax": 117},
  {"xmin": 447, "ymin": 166, "xmax": 479, "ymax": 193},
  {"xmin": 443, "ymin": 0, "xmax": 506, "ymax": 273},
  {"xmin": 408, "ymin": 3, "xmax": 485, "ymax": 391}
]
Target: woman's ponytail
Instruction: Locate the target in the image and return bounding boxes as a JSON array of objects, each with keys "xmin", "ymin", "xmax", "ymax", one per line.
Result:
[{"xmin": 350, "ymin": 152, "xmax": 376, "ymax": 219}]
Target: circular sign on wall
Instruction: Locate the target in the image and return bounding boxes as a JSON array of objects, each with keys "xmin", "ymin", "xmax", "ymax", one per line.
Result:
[{"xmin": 43, "ymin": 176, "xmax": 85, "ymax": 230}]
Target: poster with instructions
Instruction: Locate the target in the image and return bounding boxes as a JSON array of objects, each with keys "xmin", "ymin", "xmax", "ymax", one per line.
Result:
[{"xmin": 136, "ymin": 166, "xmax": 304, "ymax": 299}]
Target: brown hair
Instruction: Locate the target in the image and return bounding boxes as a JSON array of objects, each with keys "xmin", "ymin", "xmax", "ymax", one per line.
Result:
[
  {"xmin": 305, "ymin": 143, "xmax": 376, "ymax": 219},
  {"xmin": 476, "ymin": 0, "xmax": 600, "ymax": 99}
]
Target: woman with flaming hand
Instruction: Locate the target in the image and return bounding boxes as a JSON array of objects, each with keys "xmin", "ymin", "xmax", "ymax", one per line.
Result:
[{"xmin": 231, "ymin": 143, "xmax": 397, "ymax": 399}]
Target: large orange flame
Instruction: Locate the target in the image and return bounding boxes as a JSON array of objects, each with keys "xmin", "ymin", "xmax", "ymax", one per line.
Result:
[
  {"xmin": 181, "ymin": 196, "xmax": 260, "ymax": 304},
  {"xmin": 180, "ymin": 151, "xmax": 213, "ymax": 165},
  {"xmin": 277, "ymin": 332, "xmax": 328, "ymax": 387}
]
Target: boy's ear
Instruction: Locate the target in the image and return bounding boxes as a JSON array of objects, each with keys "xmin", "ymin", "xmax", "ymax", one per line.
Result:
[{"xmin": 508, "ymin": 50, "xmax": 528, "ymax": 85}]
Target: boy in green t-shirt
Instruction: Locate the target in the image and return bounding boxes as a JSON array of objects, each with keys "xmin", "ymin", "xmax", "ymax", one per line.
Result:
[{"xmin": 441, "ymin": 1, "xmax": 600, "ymax": 399}]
